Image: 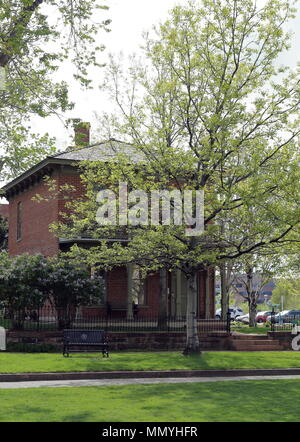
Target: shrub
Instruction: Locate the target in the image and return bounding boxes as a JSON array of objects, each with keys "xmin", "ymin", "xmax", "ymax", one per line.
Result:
[{"xmin": 6, "ymin": 342, "xmax": 60, "ymax": 353}]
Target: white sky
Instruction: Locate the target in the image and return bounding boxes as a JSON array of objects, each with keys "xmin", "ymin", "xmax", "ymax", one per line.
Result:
[
  {"xmin": 2, "ymin": 0, "xmax": 300, "ymax": 197},
  {"xmin": 32, "ymin": 0, "xmax": 300, "ymax": 149},
  {"xmin": 31, "ymin": 0, "xmax": 183, "ymax": 150}
]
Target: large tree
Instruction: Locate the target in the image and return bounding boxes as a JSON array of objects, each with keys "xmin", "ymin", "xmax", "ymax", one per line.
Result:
[
  {"xmin": 53, "ymin": 0, "xmax": 300, "ymax": 353},
  {"xmin": 0, "ymin": 0, "xmax": 110, "ymax": 179},
  {"xmin": 272, "ymin": 278, "xmax": 300, "ymax": 310}
]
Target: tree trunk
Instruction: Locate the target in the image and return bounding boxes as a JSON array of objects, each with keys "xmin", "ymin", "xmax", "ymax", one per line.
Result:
[
  {"xmin": 249, "ymin": 299, "xmax": 257, "ymax": 327},
  {"xmin": 247, "ymin": 266, "xmax": 257, "ymax": 327},
  {"xmin": 220, "ymin": 263, "xmax": 229, "ymax": 321},
  {"xmin": 183, "ymin": 270, "xmax": 201, "ymax": 355}
]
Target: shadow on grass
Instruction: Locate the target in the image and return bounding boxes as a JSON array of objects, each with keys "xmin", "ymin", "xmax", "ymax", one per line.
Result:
[
  {"xmin": 78, "ymin": 351, "xmax": 211, "ymax": 372},
  {"xmin": 1, "ymin": 380, "xmax": 300, "ymax": 421}
]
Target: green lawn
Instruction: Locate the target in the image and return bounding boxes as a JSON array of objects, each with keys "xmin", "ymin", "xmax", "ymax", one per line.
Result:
[
  {"xmin": 1, "ymin": 351, "xmax": 300, "ymax": 373},
  {"xmin": 0, "ymin": 379, "xmax": 300, "ymax": 421},
  {"xmin": 232, "ymin": 326, "xmax": 270, "ymax": 334}
]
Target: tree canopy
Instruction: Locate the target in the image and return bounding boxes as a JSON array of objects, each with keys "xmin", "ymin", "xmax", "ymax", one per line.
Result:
[
  {"xmin": 0, "ymin": 0, "xmax": 110, "ymax": 179},
  {"xmin": 53, "ymin": 0, "xmax": 300, "ymax": 352}
]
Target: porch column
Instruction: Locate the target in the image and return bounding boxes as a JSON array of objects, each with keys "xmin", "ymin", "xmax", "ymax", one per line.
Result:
[
  {"xmin": 205, "ymin": 267, "xmax": 211, "ymax": 319},
  {"xmin": 126, "ymin": 263, "xmax": 134, "ymax": 319},
  {"xmin": 175, "ymin": 269, "xmax": 182, "ymax": 318},
  {"xmin": 158, "ymin": 269, "xmax": 168, "ymax": 318}
]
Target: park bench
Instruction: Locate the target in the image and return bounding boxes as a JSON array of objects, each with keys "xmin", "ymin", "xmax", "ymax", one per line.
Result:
[{"xmin": 63, "ymin": 329, "xmax": 109, "ymax": 357}]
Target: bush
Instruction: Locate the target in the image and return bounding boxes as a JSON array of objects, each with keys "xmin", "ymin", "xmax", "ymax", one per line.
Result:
[
  {"xmin": 0, "ymin": 252, "xmax": 105, "ymax": 330},
  {"xmin": 6, "ymin": 342, "xmax": 60, "ymax": 353}
]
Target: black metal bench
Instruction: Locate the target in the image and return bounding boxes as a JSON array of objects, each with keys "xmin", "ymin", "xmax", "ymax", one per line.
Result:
[{"xmin": 63, "ymin": 329, "xmax": 109, "ymax": 357}]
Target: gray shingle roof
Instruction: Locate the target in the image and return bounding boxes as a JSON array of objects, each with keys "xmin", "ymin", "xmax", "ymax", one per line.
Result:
[
  {"xmin": 50, "ymin": 139, "xmax": 144, "ymax": 163},
  {"xmin": 2, "ymin": 139, "xmax": 145, "ymax": 194}
]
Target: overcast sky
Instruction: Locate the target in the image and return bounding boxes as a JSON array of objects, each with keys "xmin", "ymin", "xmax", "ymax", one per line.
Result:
[
  {"xmin": 32, "ymin": 0, "xmax": 300, "ymax": 149},
  {"xmin": 31, "ymin": 0, "xmax": 184, "ymax": 150},
  {"xmin": 2, "ymin": 0, "xmax": 300, "ymax": 196}
]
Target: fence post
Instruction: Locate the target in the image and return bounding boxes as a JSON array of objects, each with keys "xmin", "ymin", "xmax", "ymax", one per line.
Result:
[
  {"xmin": 226, "ymin": 310, "xmax": 231, "ymax": 334},
  {"xmin": 271, "ymin": 308, "xmax": 275, "ymax": 332}
]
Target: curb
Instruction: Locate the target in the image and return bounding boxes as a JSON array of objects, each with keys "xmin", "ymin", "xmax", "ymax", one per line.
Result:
[{"xmin": 2, "ymin": 368, "xmax": 300, "ymax": 382}]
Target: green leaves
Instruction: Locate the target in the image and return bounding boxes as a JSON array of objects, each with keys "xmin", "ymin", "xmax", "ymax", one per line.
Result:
[
  {"xmin": 55, "ymin": 0, "xmax": 300, "ymax": 276},
  {"xmin": 0, "ymin": 252, "xmax": 105, "ymax": 312},
  {"xmin": 0, "ymin": 0, "xmax": 110, "ymax": 179}
]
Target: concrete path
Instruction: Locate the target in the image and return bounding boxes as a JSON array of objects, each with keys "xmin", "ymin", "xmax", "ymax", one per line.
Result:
[{"xmin": 1, "ymin": 374, "xmax": 300, "ymax": 389}]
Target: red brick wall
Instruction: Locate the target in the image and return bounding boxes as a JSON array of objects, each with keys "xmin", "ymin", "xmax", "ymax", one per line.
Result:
[
  {"xmin": 0, "ymin": 204, "xmax": 9, "ymax": 219},
  {"xmin": 143, "ymin": 272, "xmax": 160, "ymax": 317},
  {"xmin": 8, "ymin": 177, "xmax": 59, "ymax": 256},
  {"xmin": 57, "ymin": 171, "xmax": 86, "ymax": 221},
  {"xmin": 7, "ymin": 167, "xmax": 87, "ymax": 257},
  {"xmin": 107, "ymin": 266, "xmax": 127, "ymax": 306}
]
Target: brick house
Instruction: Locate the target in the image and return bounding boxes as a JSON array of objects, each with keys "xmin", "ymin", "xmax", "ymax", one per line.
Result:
[{"xmin": 2, "ymin": 125, "xmax": 215, "ymax": 319}]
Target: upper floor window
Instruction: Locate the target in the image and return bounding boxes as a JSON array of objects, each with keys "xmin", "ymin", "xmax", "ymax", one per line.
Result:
[{"xmin": 17, "ymin": 202, "xmax": 22, "ymax": 241}]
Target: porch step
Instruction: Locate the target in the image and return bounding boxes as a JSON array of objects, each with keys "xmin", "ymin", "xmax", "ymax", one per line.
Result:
[
  {"xmin": 230, "ymin": 337, "xmax": 283, "ymax": 351},
  {"xmin": 232, "ymin": 333, "xmax": 270, "ymax": 340},
  {"xmin": 231, "ymin": 345, "xmax": 282, "ymax": 351}
]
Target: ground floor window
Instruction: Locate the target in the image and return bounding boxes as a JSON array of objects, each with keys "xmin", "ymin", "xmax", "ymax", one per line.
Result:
[{"xmin": 132, "ymin": 267, "xmax": 147, "ymax": 305}]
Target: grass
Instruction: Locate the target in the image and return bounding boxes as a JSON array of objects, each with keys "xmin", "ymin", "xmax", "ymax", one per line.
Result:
[
  {"xmin": 0, "ymin": 379, "xmax": 300, "ymax": 421},
  {"xmin": 232, "ymin": 326, "xmax": 270, "ymax": 334},
  {"xmin": 1, "ymin": 351, "xmax": 300, "ymax": 373}
]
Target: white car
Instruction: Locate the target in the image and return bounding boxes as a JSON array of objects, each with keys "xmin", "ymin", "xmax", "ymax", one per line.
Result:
[
  {"xmin": 215, "ymin": 307, "xmax": 244, "ymax": 321},
  {"xmin": 236, "ymin": 313, "xmax": 249, "ymax": 324}
]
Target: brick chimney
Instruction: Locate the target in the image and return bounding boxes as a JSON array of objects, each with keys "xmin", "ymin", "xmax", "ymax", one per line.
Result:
[{"xmin": 73, "ymin": 120, "xmax": 91, "ymax": 147}]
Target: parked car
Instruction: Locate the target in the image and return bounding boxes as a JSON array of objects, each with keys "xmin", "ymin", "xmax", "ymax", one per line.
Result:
[
  {"xmin": 236, "ymin": 313, "xmax": 249, "ymax": 324},
  {"xmin": 256, "ymin": 311, "xmax": 272, "ymax": 323},
  {"xmin": 266, "ymin": 310, "xmax": 300, "ymax": 324},
  {"xmin": 215, "ymin": 307, "xmax": 244, "ymax": 321}
]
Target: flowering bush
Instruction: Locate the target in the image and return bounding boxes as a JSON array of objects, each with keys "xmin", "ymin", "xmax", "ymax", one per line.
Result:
[
  {"xmin": 0, "ymin": 252, "xmax": 105, "ymax": 329},
  {"xmin": 0, "ymin": 252, "xmax": 49, "ymax": 329}
]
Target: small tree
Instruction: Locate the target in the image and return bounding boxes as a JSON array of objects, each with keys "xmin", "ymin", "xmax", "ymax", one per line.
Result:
[
  {"xmin": 0, "ymin": 252, "xmax": 49, "ymax": 329},
  {"xmin": 231, "ymin": 253, "xmax": 281, "ymax": 326},
  {"xmin": 272, "ymin": 278, "xmax": 300, "ymax": 310}
]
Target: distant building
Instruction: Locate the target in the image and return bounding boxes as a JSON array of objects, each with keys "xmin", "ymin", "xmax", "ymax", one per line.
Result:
[{"xmin": 215, "ymin": 274, "xmax": 276, "ymax": 305}]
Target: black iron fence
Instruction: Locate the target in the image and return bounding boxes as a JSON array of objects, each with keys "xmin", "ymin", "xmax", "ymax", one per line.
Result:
[
  {"xmin": 0, "ymin": 307, "xmax": 230, "ymax": 334},
  {"xmin": 270, "ymin": 309, "xmax": 300, "ymax": 332}
]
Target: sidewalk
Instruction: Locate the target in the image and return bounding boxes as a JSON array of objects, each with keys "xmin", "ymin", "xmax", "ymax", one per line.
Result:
[
  {"xmin": 2, "ymin": 367, "xmax": 300, "ymax": 386},
  {"xmin": 1, "ymin": 374, "xmax": 300, "ymax": 389}
]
